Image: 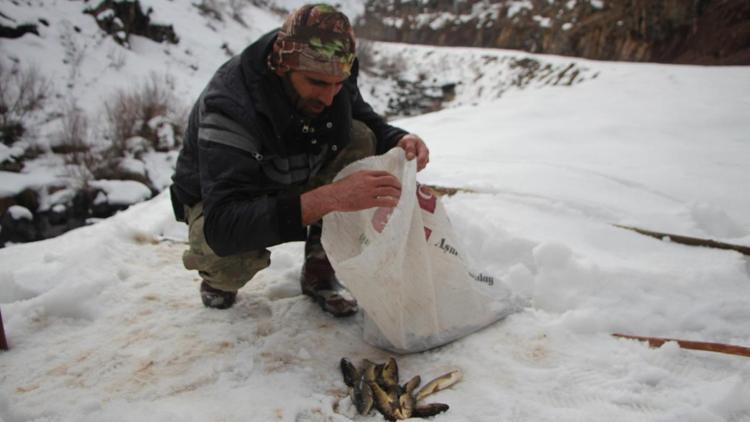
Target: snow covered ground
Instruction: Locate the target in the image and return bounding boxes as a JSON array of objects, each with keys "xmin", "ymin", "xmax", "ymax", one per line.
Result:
[{"xmin": 1, "ymin": 52, "xmax": 749, "ymax": 421}]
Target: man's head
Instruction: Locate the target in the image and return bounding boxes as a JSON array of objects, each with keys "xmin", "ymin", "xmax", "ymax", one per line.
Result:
[{"xmin": 268, "ymin": 3, "xmax": 356, "ymax": 116}]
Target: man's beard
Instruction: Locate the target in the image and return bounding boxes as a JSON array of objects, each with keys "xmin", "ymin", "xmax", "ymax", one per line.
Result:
[
  {"xmin": 297, "ymin": 98, "xmax": 326, "ymax": 117},
  {"xmin": 280, "ymin": 73, "xmax": 326, "ymax": 117}
]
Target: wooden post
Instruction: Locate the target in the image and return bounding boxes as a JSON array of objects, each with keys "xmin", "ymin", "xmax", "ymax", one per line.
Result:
[
  {"xmin": 613, "ymin": 333, "xmax": 750, "ymax": 358},
  {"xmin": 0, "ymin": 308, "xmax": 8, "ymax": 351},
  {"xmin": 613, "ymin": 225, "xmax": 750, "ymax": 256}
]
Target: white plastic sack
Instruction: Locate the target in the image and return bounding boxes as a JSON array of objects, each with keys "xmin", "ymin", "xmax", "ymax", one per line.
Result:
[{"xmin": 322, "ymin": 148, "xmax": 517, "ymax": 353}]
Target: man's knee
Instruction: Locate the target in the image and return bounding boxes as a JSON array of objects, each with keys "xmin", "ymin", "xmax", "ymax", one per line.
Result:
[
  {"xmin": 182, "ymin": 202, "xmax": 271, "ymax": 291},
  {"xmin": 348, "ymin": 120, "xmax": 376, "ymax": 159}
]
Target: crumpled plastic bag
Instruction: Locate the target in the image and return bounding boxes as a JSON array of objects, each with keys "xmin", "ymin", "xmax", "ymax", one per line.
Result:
[{"xmin": 322, "ymin": 148, "xmax": 517, "ymax": 353}]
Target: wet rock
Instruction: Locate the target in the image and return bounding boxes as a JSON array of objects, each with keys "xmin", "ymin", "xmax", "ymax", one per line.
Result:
[
  {"xmin": 85, "ymin": 0, "xmax": 179, "ymax": 48},
  {"xmin": 0, "ymin": 184, "xmax": 149, "ymax": 248},
  {"xmin": 0, "ymin": 205, "xmax": 37, "ymax": 244}
]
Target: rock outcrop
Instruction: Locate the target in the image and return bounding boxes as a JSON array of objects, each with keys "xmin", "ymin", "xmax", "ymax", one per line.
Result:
[
  {"xmin": 0, "ymin": 23, "xmax": 39, "ymax": 39},
  {"xmin": 85, "ymin": 0, "xmax": 179, "ymax": 48},
  {"xmin": 356, "ymin": 0, "xmax": 750, "ymax": 65}
]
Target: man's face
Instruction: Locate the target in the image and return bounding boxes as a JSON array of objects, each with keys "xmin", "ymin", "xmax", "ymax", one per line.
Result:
[{"xmin": 287, "ymin": 70, "xmax": 346, "ymax": 117}]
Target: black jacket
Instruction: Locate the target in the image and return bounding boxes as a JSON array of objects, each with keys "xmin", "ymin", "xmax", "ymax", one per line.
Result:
[{"xmin": 171, "ymin": 30, "xmax": 407, "ymax": 257}]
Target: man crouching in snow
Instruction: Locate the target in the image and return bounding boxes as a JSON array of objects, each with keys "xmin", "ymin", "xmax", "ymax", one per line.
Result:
[{"xmin": 169, "ymin": 4, "xmax": 429, "ymax": 315}]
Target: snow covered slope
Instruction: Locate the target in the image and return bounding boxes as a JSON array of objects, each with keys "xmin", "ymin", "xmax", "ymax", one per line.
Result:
[
  {"xmin": 1, "ymin": 0, "xmax": 595, "ymax": 237},
  {"xmin": 1, "ymin": 55, "xmax": 749, "ymax": 421}
]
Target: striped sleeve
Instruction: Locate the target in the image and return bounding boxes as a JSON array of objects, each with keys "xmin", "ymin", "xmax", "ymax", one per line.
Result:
[{"xmin": 198, "ymin": 112, "xmax": 261, "ymax": 157}]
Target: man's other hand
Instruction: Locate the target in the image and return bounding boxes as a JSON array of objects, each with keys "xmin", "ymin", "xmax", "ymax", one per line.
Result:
[{"xmin": 397, "ymin": 134, "xmax": 429, "ymax": 171}]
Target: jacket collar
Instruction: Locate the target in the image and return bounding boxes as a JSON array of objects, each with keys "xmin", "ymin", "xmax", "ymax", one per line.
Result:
[{"xmin": 239, "ymin": 30, "xmax": 295, "ymax": 147}]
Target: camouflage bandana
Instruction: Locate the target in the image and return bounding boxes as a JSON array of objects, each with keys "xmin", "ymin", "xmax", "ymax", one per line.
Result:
[{"xmin": 268, "ymin": 3, "xmax": 356, "ymax": 78}]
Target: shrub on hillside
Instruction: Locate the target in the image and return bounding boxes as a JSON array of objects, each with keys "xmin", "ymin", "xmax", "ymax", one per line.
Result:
[
  {"xmin": 104, "ymin": 72, "xmax": 185, "ymax": 156},
  {"xmin": 0, "ymin": 60, "xmax": 49, "ymax": 146},
  {"xmin": 194, "ymin": 0, "xmax": 223, "ymax": 21},
  {"xmin": 58, "ymin": 73, "xmax": 185, "ymax": 192},
  {"xmin": 380, "ymin": 50, "xmax": 407, "ymax": 78},
  {"xmin": 57, "ymin": 101, "xmax": 98, "ymax": 186}
]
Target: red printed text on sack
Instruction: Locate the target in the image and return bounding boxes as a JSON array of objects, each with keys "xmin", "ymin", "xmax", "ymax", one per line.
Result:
[{"xmin": 417, "ymin": 184, "xmax": 437, "ymax": 213}]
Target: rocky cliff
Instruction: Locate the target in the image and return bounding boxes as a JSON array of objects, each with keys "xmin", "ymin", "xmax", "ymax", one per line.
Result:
[{"xmin": 355, "ymin": 0, "xmax": 750, "ymax": 65}]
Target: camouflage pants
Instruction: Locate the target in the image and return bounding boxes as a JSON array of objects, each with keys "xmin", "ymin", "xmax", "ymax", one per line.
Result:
[{"xmin": 182, "ymin": 120, "xmax": 377, "ymax": 292}]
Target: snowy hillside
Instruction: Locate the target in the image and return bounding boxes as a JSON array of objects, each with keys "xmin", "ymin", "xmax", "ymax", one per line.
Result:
[
  {"xmin": 1, "ymin": 50, "xmax": 750, "ymax": 422},
  {"xmin": 1, "ymin": 0, "xmax": 597, "ymax": 247},
  {"xmin": 1, "ymin": 0, "xmax": 364, "ymax": 112}
]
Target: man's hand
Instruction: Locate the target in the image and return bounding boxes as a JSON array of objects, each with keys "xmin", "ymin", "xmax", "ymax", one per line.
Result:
[
  {"xmin": 301, "ymin": 170, "xmax": 401, "ymax": 225},
  {"xmin": 397, "ymin": 134, "xmax": 429, "ymax": 171},
  {"xmin": 328, "ymin": 170, "xmax": 402, "ymax": 211}
]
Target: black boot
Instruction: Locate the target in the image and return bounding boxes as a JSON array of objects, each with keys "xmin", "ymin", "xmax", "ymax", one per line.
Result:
[
  {"xmin": 200, "ymin": 281, "xmax": 237, "ymax": 309},
  {"xmin": 301, "ymin": 223, "xmax": 358, "ymax": 317}
]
